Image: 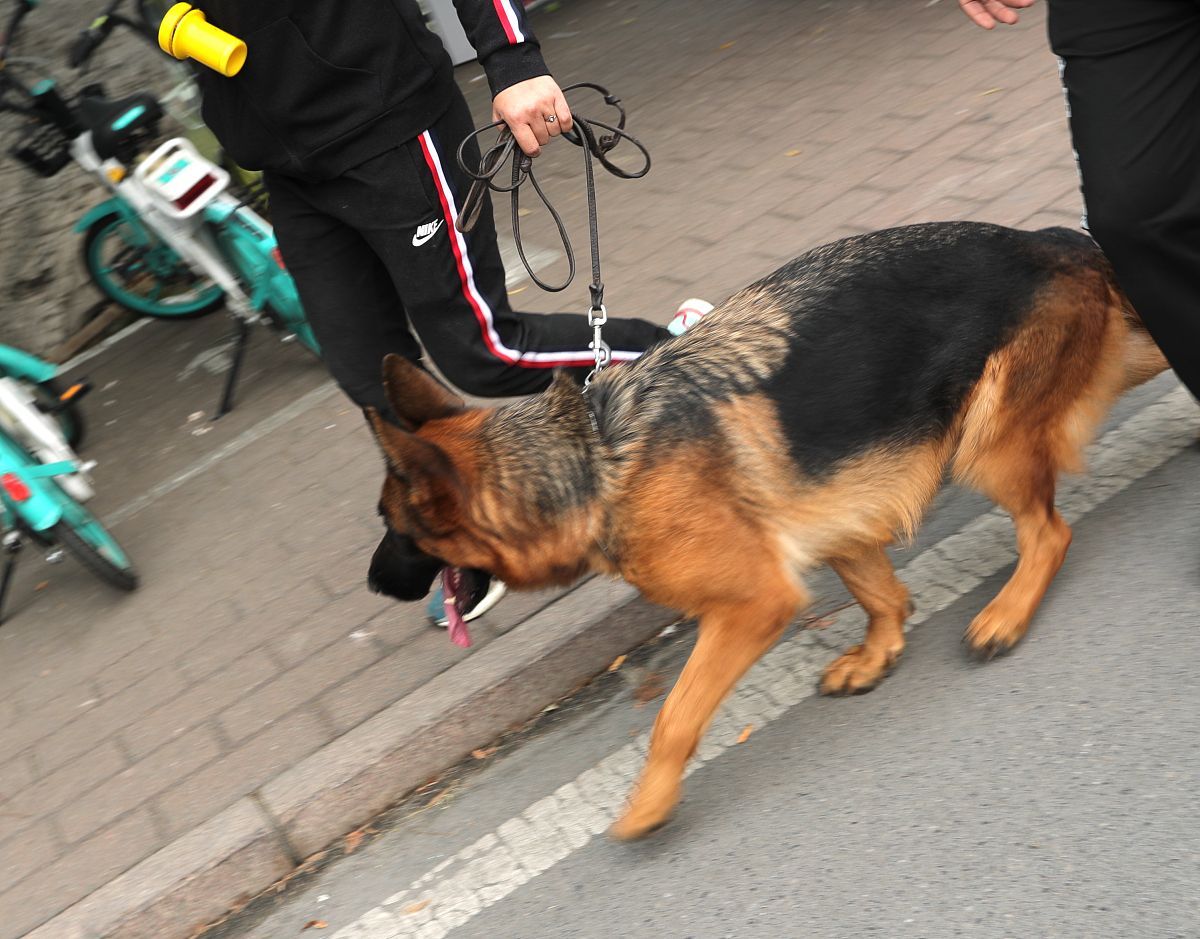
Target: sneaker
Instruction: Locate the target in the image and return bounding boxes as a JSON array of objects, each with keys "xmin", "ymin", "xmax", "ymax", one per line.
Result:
[
  {"xmin": 427, "ymin": 567, "xmax": 507, "ymax": 631},
  {"xmin": 667, "ymin": 298, "xmax": 714, "ymax": 336}
]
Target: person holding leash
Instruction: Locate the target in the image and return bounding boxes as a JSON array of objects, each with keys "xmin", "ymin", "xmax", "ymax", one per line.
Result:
[
  {"xmin": 184, "ymin": 2, "xmax": 709, "ymax": 624},
  {"xmin": 959, "ymin": 0, "xmax": 1200, "ymax": 401}
]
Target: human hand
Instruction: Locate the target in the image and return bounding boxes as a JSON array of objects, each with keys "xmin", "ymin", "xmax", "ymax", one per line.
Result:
[
  {"xmin": 958, "ymin": 0, "xmax": 1037, "ymax": 28},
  {"xmin": 492, "ymin": 75, "xmax": 574, "ymax": 158}
]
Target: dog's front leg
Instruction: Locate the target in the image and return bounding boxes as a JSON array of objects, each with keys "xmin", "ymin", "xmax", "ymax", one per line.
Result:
[{"xmin": 610, "ymin": 589, "xmax": 805, "ymax": 840}]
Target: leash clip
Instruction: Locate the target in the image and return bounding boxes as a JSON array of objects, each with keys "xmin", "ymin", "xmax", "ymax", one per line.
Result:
[{"xmin": 585, "ymin": 303, "xmax": 610, "ymax": 388}]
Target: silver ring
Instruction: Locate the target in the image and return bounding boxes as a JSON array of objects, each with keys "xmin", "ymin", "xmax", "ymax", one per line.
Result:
[{"xmin": 545, "ymin": 115, "xmax": 557, "ymax": 123}]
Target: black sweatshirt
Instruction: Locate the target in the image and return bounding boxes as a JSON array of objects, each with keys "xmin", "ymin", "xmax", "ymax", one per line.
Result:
[{"xmin": 193, "ymin": 0, "xmax": 548, "ymax": 180}]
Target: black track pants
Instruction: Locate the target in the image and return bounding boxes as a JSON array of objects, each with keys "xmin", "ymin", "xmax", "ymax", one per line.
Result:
[
  {"xmin": 265, "ymin": 89, "xmax": 668, "ymax": 414},
  {"xmin": 1050, "ymin": 0, "xmax": 1200, "ymax": 397}
]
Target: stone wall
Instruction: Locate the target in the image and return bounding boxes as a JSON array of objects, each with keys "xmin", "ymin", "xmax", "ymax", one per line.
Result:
[{"xmin": 0, "ymin": 3, "xmax": 183, "ymax": 359}]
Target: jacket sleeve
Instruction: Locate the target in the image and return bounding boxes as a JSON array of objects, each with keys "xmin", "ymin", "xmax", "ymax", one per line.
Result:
[{"xmin": 450, "ymin": 0, "xmax": 551, "ymax": 96}]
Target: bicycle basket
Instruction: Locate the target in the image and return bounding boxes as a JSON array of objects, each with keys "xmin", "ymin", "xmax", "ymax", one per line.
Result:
[{"xmin": 10, "ymin": 120, "xmax": 71, "ymax": 178}]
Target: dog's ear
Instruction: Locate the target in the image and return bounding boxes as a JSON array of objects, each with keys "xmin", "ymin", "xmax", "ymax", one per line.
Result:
[
  {"xmin": 381, "ymin": 354, "xmax": 466, "ymax": 431},
  {"xmin": 367, "ymin": 408, "xmax": 464, "ymax": 531}
]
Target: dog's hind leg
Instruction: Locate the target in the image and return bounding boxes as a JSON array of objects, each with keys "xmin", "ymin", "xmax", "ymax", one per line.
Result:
[
  {"xmin": 819, "ymin": 544, "xmax": 912, "ymax": 695},
  {"xmin": 962, "ymin": 450, "xmax": 1071, "ymax": 656},
  {"xmin": 610, "ymin": 584, "xmax": 805, "ymax": 841}
]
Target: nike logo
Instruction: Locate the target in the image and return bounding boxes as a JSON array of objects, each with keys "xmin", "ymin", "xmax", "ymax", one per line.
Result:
[{"xmin": 412, "ymin": 219, "xmax": 444, "ymax": 247}]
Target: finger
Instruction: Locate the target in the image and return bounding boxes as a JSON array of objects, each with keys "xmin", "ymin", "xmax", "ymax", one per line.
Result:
[
  {"xmin": 984, "ymin": 0, "xmax": 1021, "ymax": 24},
  {"xmin": 552, "ymin": 90, "xmax": 574, "ymax": 133},
  {"xmin": 544, "ymin": 112, "xmax": 562, "ymax": 138},
  {"xmin": 509, "ymin": 123, "xmax": 541, "ymax": 158},
  {"xmin": 959, "ymin": 0, "xmax": 996, "ymax": 28},
  {"xmin": 530, "ymin": 116, "xmax": 551, "ymax": 148}
]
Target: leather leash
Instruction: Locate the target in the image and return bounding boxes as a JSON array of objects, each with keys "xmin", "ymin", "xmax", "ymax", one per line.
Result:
[{"xmin": 455, "ymin": 83, "xmax": 650, "ymax": 385}]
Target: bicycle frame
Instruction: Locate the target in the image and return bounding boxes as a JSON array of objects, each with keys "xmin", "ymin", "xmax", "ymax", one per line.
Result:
[
  {"xmin": 0, "ymin": 436, "xmax": 76, "ymax": 532},
  {"xmin": 0, "ymin": 339, "xmax": 134, "ymax": 622},
  {"xmin": 0, "ymin": 343, "xmax": 57, "ymax": 384},
  {"xmin": 69, "ymin": 129, "xmax": 319, "ymax": 413}
]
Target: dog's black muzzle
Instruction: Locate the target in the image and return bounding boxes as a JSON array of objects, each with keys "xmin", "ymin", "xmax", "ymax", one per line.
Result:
[{"xmin": 367, "ymin": 528, "xmax": 443, "ymax": 601}]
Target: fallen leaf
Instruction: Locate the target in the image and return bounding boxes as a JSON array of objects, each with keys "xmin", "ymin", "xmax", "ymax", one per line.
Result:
[
  {"xmin": 303, "ymin": 922, "xmax": 328, "ymax": 930},
  {"xmin": 980, "ymin": 87, "xmax": 1003, "ymax": 96},
  {"xmin": 344, "ymin": 830, "xmax": 364, "ymax": 855},
  {"xmin": 608, "ymin": 654, "xmax": 626, "ymax": 672},
  {"xmin": 35, "ymin": 581, "xmax": 49, "ymax": 592},
  {"xmin": 719, "ymin": 40, "xmax": 736, "ymax": 49},
  {"xmin": 737, "ymin": 725, "xmax": 754, "ymax": 744},
  {"xmin": 785, "ymin": 149, "xmax": 802, "ymax": 157},
  {"xmin": 633, "ymin": 671, "xmax": 666, "ymax": 706},
  {"xmin": 471, "ymin": 746, "xmax": 497, "ymax": 760},
  {"xmin": 403, "ymin": 900, "xmax": 432, "ymax": 914}
]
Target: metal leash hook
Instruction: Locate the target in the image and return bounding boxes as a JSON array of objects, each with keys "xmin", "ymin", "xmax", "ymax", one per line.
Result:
[
  {"xmin": 455, "ymin": 83, "xmax": 650, "ymax": 387},
  {"xmin": 586, "ymin": 303, "xmax": 610, "ymax": 388}
]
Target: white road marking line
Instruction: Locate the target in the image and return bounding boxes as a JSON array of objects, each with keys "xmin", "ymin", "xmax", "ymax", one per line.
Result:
[
  {"xmin": 334, "ymin": 385, "xmax": 1197, "ymax": 939},
  {"xmin": 59, "ymin": 317, "xmax": 153, "ymax": 374},
  {"xmin": 106, "ymin": 381, "xmax": 338, "ymax": 526}
]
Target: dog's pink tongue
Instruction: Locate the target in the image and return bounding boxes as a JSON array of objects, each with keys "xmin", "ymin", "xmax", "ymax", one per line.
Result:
[{"xmin": 442, "ymin": 568, "xmax": 472, "ymax": 648}]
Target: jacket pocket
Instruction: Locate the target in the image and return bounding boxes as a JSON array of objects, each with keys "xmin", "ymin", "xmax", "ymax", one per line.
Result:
[{"xmin": 239, "ymin": 16, "xmax": 386, "ymax": 156}]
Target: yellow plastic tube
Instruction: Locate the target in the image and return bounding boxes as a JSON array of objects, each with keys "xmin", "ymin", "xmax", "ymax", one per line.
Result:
[{"xmin": 158, "ymin": 3, "xmax": 246, "ymax": 77}]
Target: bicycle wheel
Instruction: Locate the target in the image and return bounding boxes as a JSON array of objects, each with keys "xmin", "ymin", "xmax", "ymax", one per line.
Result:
[
  {"xmin": 82, "ymin": 211, "xmax": 225, "ymax": 318},
  {"xmin": 51, "ymin": 505, "xmax": 137, "ymax": 592}
]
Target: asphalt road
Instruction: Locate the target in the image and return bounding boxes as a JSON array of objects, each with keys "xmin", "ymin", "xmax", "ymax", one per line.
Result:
[{"xmin": 221, "ymin": 376, "xmax": 1200, "ymax": 939}]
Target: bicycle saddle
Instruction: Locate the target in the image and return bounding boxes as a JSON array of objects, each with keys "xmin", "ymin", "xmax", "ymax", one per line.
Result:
[{"xmin": 76, "ymin": 90, "xmax": 163, "ymax": 161}]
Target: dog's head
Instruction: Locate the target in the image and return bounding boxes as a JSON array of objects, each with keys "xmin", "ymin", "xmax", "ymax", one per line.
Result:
[{"xmin": 368, "ymin": 355, "xmax": 598, "ymax": 597}]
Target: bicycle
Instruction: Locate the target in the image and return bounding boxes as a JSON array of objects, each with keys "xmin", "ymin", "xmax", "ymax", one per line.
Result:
[
  {"xmin": 0, "ymin": 339, "xmax": 137, "ymax": 625},
  {"xmin": 1, "ymin": 0, "xmax": 320, "ymax": 417}
]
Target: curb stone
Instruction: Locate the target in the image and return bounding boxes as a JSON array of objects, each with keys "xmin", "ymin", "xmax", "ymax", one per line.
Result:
[{"xmin": 28, "ymin": 579, "xmax": 674, "ymax": 939}]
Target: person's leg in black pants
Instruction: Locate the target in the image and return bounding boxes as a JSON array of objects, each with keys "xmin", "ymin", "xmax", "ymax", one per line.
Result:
[
  {"xmin": 265, "ymin": 173, "xmax": 426, "ymax": 418},
  {"xmin": 1050, "ymin": 0, "xmax": 1200, "ymax": 397},
  {"xmin": 265, "ymin": 90, "xmax": 669, "ymax": 404}
]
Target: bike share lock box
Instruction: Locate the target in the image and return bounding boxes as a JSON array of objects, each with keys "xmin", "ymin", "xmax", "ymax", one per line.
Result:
[
  {"xmin": 158, "ymin": 3, "xmax": 246, "ymax": 77},
  {"xmin": 134, "ymin": 137, "xmax": 230, "ymax": 219}
]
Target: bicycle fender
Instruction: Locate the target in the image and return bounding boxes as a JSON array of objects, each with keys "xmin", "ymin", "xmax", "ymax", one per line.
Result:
[
  {"xmin": 0, "ymin": 345, "xmax": 57, "ymax": 383},
  {"xmin": 74, "ymin": 197, "xmax": 141, "ymax": 235}
]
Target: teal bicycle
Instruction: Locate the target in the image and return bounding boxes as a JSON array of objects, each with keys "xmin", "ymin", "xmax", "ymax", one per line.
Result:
[
  {"xmin": 2, "ymin": 0, "xmax": 319, "ymax": 415},
  {"xmin": 0, "ymin": 341, "xmax": 137, "ymax": 624}
]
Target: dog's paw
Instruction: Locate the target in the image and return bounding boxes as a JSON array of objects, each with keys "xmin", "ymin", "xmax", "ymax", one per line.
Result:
[
  {"xmin": 819, "ymin": 644, "xmax": 898, "ymax": 696},
  {"xmin": 964, "ymin": 603, "xmax": 1030, "ymax": 658},
  {"xmin": 609, "ymin": 806, "xmax": 673, "ymax": 841},
  {"xmin": 609, "ymin": 776, "xmax": 680, "ymax": 841}
]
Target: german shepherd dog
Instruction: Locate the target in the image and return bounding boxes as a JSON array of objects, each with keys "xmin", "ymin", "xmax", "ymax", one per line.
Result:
[{"xmin": 368, "ymin": 222, "xmax": 1166, "ymax": 839}]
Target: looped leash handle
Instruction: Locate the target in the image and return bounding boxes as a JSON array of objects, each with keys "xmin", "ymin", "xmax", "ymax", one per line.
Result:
[
  {"xmin": 454, "ymin": 83, "xmax": 651, "ymax": 292},
  {"xmin": 455, "ymin": 83, "xmax": 649, "ymax": 386}
]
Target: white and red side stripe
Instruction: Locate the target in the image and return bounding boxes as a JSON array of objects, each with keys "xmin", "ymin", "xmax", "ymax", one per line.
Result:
[
  {"xmin": 491, "ymin": 0, "xmax": 526, "ymax": 44},
  {"xmin": 417, "ymin": 130, "xmax": 640, "ymax": 368}
]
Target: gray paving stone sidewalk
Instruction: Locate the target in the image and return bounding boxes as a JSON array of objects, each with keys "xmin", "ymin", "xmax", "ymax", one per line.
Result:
[{"xmin": 0, "ymin": 1, "xmax": 1086, "ymax": 935}]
